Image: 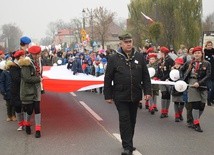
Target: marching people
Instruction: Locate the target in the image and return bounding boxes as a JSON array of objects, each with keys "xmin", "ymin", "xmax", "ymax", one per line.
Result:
[
  {"xmin": 182, "ymin": 46, "xmax": 211, "ymax": 132},
  {"xmin": 147, "ymin": 52, "xmax": 159, "ymax": 114},
  {"xmin": 204, "ymin": 41, "xmax": 214, "ymax": 106},
  {"xmin": 19, "ymin": 46, "xmax": 43, "ymax": 138},
  {"xmin": 9, "ymin": 50, "xmax": 26, "ymax": 130},
  {"xmin": 171, "ymin": 58, "xmax": 185, "ymax": 122},
  {"xmin": 0, "ymin": 59, "xmax": 16, "ymax": 121},
  {"xmin": 157, "ymin": 46, "xmax": 174, "ymax": 118},
  {"xmin": 104, "ymin": 33, "xmax": 151, "ymax": 155}
]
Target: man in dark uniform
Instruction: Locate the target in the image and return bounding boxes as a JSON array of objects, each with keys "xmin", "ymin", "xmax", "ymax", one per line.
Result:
[
  {"xmin": 204, "ymin": 41, "xmax": 214, "ymax": 106},
  {"xmin": 104, "ymin": 33, "xmax": 152, "ymax": 155}
]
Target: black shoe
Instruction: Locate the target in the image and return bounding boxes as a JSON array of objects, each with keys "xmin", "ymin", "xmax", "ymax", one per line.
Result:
[
  {"xmin": 165, "ymin": 114, "xmax": 168, "ymax": 118},
  {"xmin": 207, "ymin": 102, "xmax": 212, "ymax": 106},
  {"xmin": 160, "ymin": 114, "xmax": 165, "ymax": 118},
  {"xmin": 145, "ymin": 105, "xmax": 149, "ymax": 109},
  {"xmin": 138, "ymin": 103, "xmax": 142, "ymax": 109},
  {"xmin": 35, "ymin": 131, "xmax": 41, "ymax": 138},
  {"xmin": 132, "ymin": 147, "xmax": 136, "ymax": 151},
  {"xmin": 154, "ymin": 107, "xmax": 158, "ymax": 112},
  {"xmin": 121, "ymin": 149, "xmax": 132, "ymax": 155},
  {"xmin": 175, "ymin": 118, "xmax": 180, "ymax": 122},
  {"xmin": 194, "ymin": 124, "xmax": 203, "ymax": 132},
  {"xmin": 25, "ymin": 126, "xmax": 31, "ymax": 135},
  {"xmin": 179, "ymin": 114, "xmax": 183, "ymax": 121},
  {"xmin": 150, "ymin": 109, "xmax": 155, "ymax": 115}
]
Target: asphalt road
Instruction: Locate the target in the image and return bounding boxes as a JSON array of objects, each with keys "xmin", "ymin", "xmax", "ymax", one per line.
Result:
[{"xmin": 0, "ymin": 91, "xmax": 214, "ymax": 155}]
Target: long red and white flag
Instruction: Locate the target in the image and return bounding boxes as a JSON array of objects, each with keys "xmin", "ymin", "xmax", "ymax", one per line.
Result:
[{"xmin": 141, "ymin": 12, "xmax": 154, "ymax": 23}]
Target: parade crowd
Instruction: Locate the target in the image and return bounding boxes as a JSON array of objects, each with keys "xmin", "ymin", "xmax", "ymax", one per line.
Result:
[{"xmin": 0, "ymin": 35, "xmax": 214, "ymax": 142}]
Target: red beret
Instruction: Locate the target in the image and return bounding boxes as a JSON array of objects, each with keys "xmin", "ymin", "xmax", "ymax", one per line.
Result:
[
  {"xmin": 28, "ymin": 46, "xmax": 41, "ymax": 54},
  {"xmin": 0, "ymin": 50, "xmax": 4, "ymax": 55},
  {"xmin": 192, "ymin": 46, "xmax": 202, "ymax": 54},
  {"xmin": 14, "ymin": 50, "xmax": 25, "ymax": 58},
  {"xmin": 174, "ymin": 57, "xmax": 184, "ymax": 65},
  {"xmin": 160, "ymin": 46, "xmax": 170, "ymax": 53},
  {"xmin": 147, "ymin": 47, "xmax": 154, "ymax": 53},
  {"xmin": 148, "ymin": 53, "xmax": 157, "ymax": 59}
]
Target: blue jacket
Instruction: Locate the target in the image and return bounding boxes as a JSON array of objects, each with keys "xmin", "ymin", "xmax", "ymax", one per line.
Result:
[{"xmin": 0, "ymin": 70, "xmax": 12, "ymax": 100}]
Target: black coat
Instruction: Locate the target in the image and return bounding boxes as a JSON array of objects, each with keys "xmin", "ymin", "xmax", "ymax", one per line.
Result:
[
  {"xmin": 157, "ymin": 55, "xmax": 174, "ymax": 81},
  {"xmin": 104, "ymin": 48, "xmax": 152, "ymax": 102},
  {"xmin": 8, "ymin": 62, "xmax": 22, "ymax": 106},
  {"xmin": 204, "ymin": 48, "xmax": 214, "ymax": 80}
]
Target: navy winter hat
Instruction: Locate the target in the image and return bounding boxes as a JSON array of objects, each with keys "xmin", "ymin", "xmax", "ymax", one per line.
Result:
[{"xmin": 20, "ymin": 36, "xmax": 31, "ymax": 44}]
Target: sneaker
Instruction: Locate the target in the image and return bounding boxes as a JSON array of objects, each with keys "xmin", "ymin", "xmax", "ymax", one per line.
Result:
[
  {"xmin": 11, "ymin": 116, "xmax": 17, "ymax": 121},
  {"xmin": 25, "ymin": 126, "xmax": 31, "ymax": 135},
  {"xmin": 35, "ymin": 131, "xmax": 41, "ymax": 138},
  {"xmin": 6, "ymin": 117, "xmax": 12, "ymax": 122},
  {"xmin": 17, "ymin": 126, "xmax": 24, "ymax": 131}
]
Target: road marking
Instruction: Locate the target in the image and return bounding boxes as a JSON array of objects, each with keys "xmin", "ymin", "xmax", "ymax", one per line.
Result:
[
  {"xmin": 113, "ymin": 133, "xmax": 143, "ymax": 155},
  {"xmin": 70, "ymin": 92, "xmax": 77, "ymax": 96},
  {"xmin": 79, "ymin": 101, "xmax": 103, "ymax": 121}
]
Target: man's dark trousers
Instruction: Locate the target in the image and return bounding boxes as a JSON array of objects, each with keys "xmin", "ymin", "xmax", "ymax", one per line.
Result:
[{"xmin": 115, "ymin": 101, "xmax": 138, "ymax": 151}]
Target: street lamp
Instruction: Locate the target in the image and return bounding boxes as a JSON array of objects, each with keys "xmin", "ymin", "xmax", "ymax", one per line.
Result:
[{"xmin": 82, "ymin": 9, "xmax": 86, "ymax": 30}]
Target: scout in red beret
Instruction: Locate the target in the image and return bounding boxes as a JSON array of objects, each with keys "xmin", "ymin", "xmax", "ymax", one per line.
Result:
[
  {"xmin": 174, "ymin": 57, "xmax": 184, "ymax": 65},
  {"xmin": 148, "ymin": 53, "xmax": 157, "ymax": 59},
  {"xmin": 160, "ymin": 46, "xmax": 170, "ymax": 53},
  {"xmin": 14, "ymin": 50, "xmax": 25, "ymax": 58},
  {"xmin": 192, "ymin": 46, "xmax": 202, "ymax": 54},
  {"xmin": 28, "ymin": 46, "xmax": 41, "ymax": 54},
  {"xmin": 147, "ymin": 47, "xmax": 154, "ymax": 54}
]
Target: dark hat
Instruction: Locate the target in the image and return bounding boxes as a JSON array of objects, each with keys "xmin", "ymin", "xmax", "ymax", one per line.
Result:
[
  {"xmin": 192, "ymin": 46, "xmax": 202, "ymax": 54},
  {"xmin": 118, "ymin": 33, "xmax": 132, "ymax": 40},
  {"xmin": 20, "ymin": 36, "xmax": 31, "ymax": 45},
  {"xmin": 28, "ymin": 46, "xmax": 41, "ymax": 54},
  {"xmin": 14, "ymin": 50, "xmax": 25, "ymax": 58}
]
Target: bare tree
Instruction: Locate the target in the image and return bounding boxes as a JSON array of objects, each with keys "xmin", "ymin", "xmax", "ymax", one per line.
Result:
[
  {"xmin": 203, "ymin": 13, "xmax": 214, "ymax": 31},
  {"xmin": 1, "ymin": 23, "xmax": 23, "ymax": 52},
  {"xmin": 93, "ymin": 7, "xmax": 115, "ymax": 49}
]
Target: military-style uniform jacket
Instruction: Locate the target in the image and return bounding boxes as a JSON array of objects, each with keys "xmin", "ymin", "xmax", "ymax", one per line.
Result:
[
  {"xmin": 104, "ymin": 48, "xmax": 152, "ymax": 102},
  {"xmin": 181, "ymin": 59, "xmax": 211, "ymax": 88},
  {"xmin": 157, "ymin": 55, "xmax": 174, "ymax": 81},
  {"xmin": 18, "ymin": 56, "xmax": 41, "ymax": 103}
]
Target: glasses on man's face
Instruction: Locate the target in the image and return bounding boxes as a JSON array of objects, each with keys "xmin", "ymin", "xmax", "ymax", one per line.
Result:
[{"xmin": 123, "ymin": 40, "xmax": 132, "ymax": 44}]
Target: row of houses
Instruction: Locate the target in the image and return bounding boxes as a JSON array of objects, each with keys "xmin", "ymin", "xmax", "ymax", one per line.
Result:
[{"xmin": 53, "ymin": 22, "xmax": 123, "ymax": 50}]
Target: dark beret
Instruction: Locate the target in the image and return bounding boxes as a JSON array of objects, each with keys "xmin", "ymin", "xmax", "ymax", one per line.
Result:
[
  {"xmin": 118, "ymin": 33, "xmax": 132, "ymax": 40},
  {"xmin": 20, "ymin": 36, "xmax": 31, "ymax": 45}
]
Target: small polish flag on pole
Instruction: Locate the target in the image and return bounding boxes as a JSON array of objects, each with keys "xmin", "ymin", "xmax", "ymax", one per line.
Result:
[{"xmin": 141, "ymin": 12, "xmax": 154, "ymax": 23}]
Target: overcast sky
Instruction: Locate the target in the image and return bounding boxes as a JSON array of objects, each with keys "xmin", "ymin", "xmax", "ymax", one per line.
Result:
[{"xmin": 0, "ymin": 0, "xmax": 213, "ymax": 41}]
